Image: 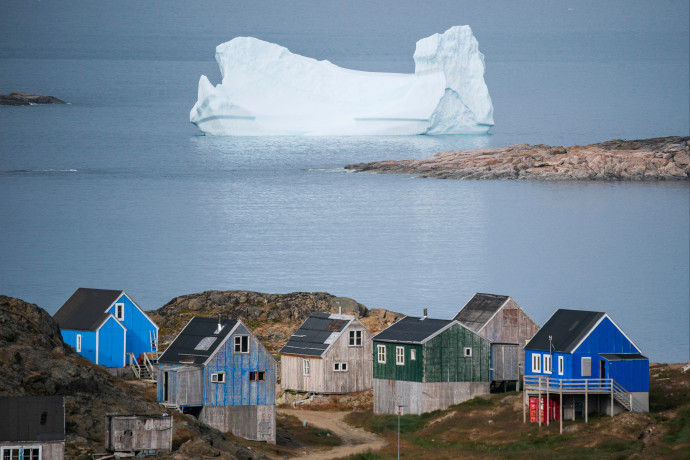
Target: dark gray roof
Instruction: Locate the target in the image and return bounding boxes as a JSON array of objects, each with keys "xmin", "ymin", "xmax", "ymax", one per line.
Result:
[
  {"xmin": 600, "ymin": 353, "xmax": 648, "ymax": 361},
  {"xmin": 374, "ymin": 316, "xmax": 454, "ymax": 344},
  {"xmin": 159, "ymin": 317, "xmax": 238, "ymax": 365},
  {"xmin": 53, "ymin": 288, "xmax": 122, "ymax": 331},
  {"xmin": 280, "ymin": 313, "xmax": 353, "ymax": 357},
  {"xmin": 453, "ymin": 293, "xmax": 509, "ymax": 332},
  {"xmin": 525, "ymin": 309, "xmax": 605, "ymax": 353},
  {"xmin": 0, "ymin": 396, "xmax": 65, "ymax": 442}
]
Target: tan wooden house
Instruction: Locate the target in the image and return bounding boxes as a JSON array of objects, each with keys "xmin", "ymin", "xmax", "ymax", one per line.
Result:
[
  {"xmin": 454, "ymin": 293, "xmax": 540, "ymax": 387},
  {"xmin": 280, "ymin": 313, "xmax": 373, "ymax": 394}
]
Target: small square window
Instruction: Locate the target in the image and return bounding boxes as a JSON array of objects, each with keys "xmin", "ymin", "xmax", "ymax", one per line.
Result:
[
  {"xmin": 234, "ymin": 335, "xmax": 249, "ymax": 353},
  {"xmin": 211, "ymin": 372, "xmax": 225, "ymax": 383},
  {"xmin": 349, "ymin": 330, "xmax": 362, "ymax": 346},
  {"xmin": 341, "ymin": 362, "xmax": 348, "ymax": 372},
  {"xmin": 249, "ymin": 371, "xmax": 266, "ymax": 382},
  {"xmin": 463, "ymin": 347, "xmax": 472, "ymax": 358},
  {"xmin": 333, "ymin": 362, "xmax": 340, "ymax": 371}
]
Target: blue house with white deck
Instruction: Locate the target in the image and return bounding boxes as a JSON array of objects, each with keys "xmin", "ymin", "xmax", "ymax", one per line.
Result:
[
  {"xmin": 53, "ymin": 288, "xmax": 159, "ymax": 368},
  {"xmin": 157, "ymin": 316, "xmax": 276, "ymax": 443},
  {"xmin": 523, "ymin": 309, "xmax": 648, "ymax": 424}
]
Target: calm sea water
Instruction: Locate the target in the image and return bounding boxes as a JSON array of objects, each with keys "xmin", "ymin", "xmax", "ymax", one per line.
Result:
[{"xmin": 1, "ymin": 1, "xmax": 688, "ymax": 362}]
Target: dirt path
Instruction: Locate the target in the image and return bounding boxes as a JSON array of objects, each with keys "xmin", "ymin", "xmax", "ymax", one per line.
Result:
[{"xmin": 279, "ymin": 409, "xmax": 387, "ymax": 459}]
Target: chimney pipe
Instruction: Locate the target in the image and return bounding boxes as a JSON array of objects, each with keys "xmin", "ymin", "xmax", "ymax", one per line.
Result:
[
  {"xmin": 215, "ymin": 314, "xmax": 222, "ymax": 334},
  {"xmin": 339, "ymin": 306, "xmax": 342, "ymax": 315},
  {"xmin": 423, "ymin": 308, "xmax": 428, "ymax": 318}
]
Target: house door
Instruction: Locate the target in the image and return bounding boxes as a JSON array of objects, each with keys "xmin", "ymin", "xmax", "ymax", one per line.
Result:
[
  {"xmin": 163, "ymin": 371, "xmax": 169, "ymax": 402},
  {"xmin": 600, "ymin": 360, "xmax": 606, "ymax": 386}
]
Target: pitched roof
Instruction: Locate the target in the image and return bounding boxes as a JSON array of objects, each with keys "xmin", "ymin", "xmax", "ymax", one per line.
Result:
[
  {"xmin": 0, "ymin": 396, "xmax": 65, "ymax": 442},
  {"xmin": 280, "ymin": 313, "xmax": 355, "ymax": 357},
  {"xmin": 453, "ymin": 293, "xmax": 509, "ymax": 332},
  {"xmin": 373, "ymin": 316, "xmax": 455, "ymax": 344},
  {"xmin": 525, "ymin": 309, "xmax": 605, "ymax": 353},
  {"xmin": 53, "ymin": 288, "xmax": 123, "ymax": 331},
  {"xmin": 599, "ymin": 353, "xmax": 648, "ymax": 361},
  {"xmin": 158, "ymin": 317, "xmax": 238, "ymax": 365}
]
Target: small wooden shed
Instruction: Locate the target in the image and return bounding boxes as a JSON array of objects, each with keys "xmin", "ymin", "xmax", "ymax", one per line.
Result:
[
  {"xmin": 0, "ymin": 396, "xmax": 65, "ymax": 460},
  {"xmin": 454, "ymin": 293, "xmax": 539, "ymax": 384},
  {"xmin": 373, "ymin": 314, "xmax": 491, "ymax": 414},
  {"xmin": 104, "ymin": 414, "xmax": 172, "ymax": 455},
  {"xmin": 157, "ymin": 317, "xmax": 277, "ymax": 443},
  {"xmin": 280, "ymin": 313, "xmax": 373, "ymax": 394}
]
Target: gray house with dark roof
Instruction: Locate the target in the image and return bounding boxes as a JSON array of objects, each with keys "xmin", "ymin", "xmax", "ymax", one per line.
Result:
[
  {"xmin": 53, "ymin": 288, "xmax": 158, "ymax": 368},
  {"xmin": 454, "ymin": 293, "xmax": 539, "ymax": 385},
  {"xmin": 373, "ymin": 314, "xmax": 491, "ymax": 414},
  {"xmin": 157, "ymin": 317, "xmax": 276, "ymax": 443},
  {"xmin": 280, "ymin": 313, "xmax": 372, "ymax": 394},
  {"xmin": 0, "ymin": 396, "xmax": 65, "ymax": 460}
]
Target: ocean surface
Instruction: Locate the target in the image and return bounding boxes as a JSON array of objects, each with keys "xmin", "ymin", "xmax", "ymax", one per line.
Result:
[{"xmin": 1, "ymin": 1, "xmax": 688, "ymax": 363}]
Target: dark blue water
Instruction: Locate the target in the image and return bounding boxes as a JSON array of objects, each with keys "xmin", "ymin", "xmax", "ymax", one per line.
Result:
[{"xmin": 1, "ymin": 0, "xmax": 688, "ymax": 362}]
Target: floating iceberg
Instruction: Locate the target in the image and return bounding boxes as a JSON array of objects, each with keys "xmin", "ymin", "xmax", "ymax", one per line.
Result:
[{"xmin": 190, "ymin": 25, "xmax": 494, "ymax": 136}]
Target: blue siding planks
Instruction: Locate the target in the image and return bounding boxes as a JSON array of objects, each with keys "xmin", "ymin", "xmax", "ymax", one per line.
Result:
[
  {"xmin": 105, "ymin": 293, "xmax": 158, "ymax": 359},
  {"xmin": 98, "ymin": 316, "xmax": 126, "ymax": 367},
  {"xmin": 574, "ymin": 317, "xmax": 640, "ymax": 355},
  {"xmin": 61, "ymin": 329, "xmax": 97, "ymax": 363}
]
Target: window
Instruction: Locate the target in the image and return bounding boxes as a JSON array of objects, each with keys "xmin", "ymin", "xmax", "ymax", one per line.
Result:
[
  {"xmin": 333, "ymin": 362, "xmax": 348, "ymax": 372},
  {"xmin": 76, "ymin": 334, "xmax": 82, "ymax": 353},
  {"xmin": 377, "ymin": 344, "xmax": 386, "ymax": 364},
  {"xmin": 410, "ymin": 349, "xmax": 416, "ymax": 361},
  {"xmin": 234, "ymin": 335, "xmax": 249, "ymax": 353},
  {"xmin": 463, "ymin": 347, "xmax": 473, "ymax": 358},
  {"xmin": 115, "ymin": 302, "xmax": 125, "ymax": 321},
  {"xmin": 581, "ymin": 357, "xmax": 591, "ymax": 377},
  {"xmin": 349, "ymin": 330, "xmax": 362, "ymax": 346},
  {"xmin": 249, "ymin": 371, "xmax": 265, "ymax": 382},
  {"xmin": 396, "ymin": 346, "xmax": 405, "ymax": 365},
  {"xmin": 2, "ymin": 447, "xmax": 42, "ymax": 460},
  {"xmin": 1, "ymin": 447, "xmax": 20, "ymax": 460},
  {"xmin": 303, "ymin": 358, "xmax": 310, "ymax": 376},
  {"xmin": 543, "ymin": 354, "xmax": 552, "ymax": 373},
  {"xmin": 532, "ymin": 353, "xmax": 541, "ymax": 373},
  {"xmin": 558, "ymin": 356, "xmax": 564, "ymax": 375},
  {"xmin": 211, "ymin": 372, "xmax": 225, "ymax": 383},
  {"xmin": 23, "ymin": 448, "xmax": 40, "ymax": 460}
]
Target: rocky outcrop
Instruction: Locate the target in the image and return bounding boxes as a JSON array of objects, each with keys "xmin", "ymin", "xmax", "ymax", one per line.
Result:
[
  {"xmin": 149, "ymin": 290, "xmax": 403, "ymax": 353},
  {"xmin": 345, "ymin": 136, "xmax": 690, "ymax": 181},
  {"xmin": 0, "ymin": 92, "xmax": 66, "ymax": 105}
]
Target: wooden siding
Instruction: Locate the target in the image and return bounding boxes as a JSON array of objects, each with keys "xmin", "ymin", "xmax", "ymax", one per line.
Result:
[
  {"xmin": 61, "ymin": 329, "xmax": 97, "ymax": 364},
  {"xmin": 105, "ymin": 415, "xmax": 172, "ymax": 452},
  {"xmin": 424, "ymin": 323, "xmax": 490, "ymax": 383},
  {"xmin": 205, "ymin": 323, "xmax": 276, "ymax": 406},
  {"xmin": 105, "ymin": 293, "xmax": 158, "ymax": 359},
  {"xmin": 373, "ymin": 379, "xmax": 490, "ymax": 414},
  {"xmin": 158, "ymin": 366, "xmax": 204, "ymax": 407},
  {"xmin": 199, "ymin": 405, "xmax": 276, "ymax": 444},
  {"xmin": 372, "ymin": 343, "xmax": 423, "ymax": 382},
  {"xmin": 97, "ymin": 316, "xmax": 126, "ymax": 367},
  {"xmin": 491, "ymin": 343, "xmax": 519, "ymax": 380},
  {"xmin": 281, "ymin": 355, "xmax": 325, "ymax": 393}
]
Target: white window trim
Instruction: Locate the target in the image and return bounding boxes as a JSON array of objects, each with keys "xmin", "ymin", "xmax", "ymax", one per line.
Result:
[
  {"xmin": 303, "ymin": 358, "xmax": 310, "ymax": 376},
  {"xmin": 234, "ymin": 335, "xmax": 249, "ymax": 353},
  {"xmin": 115, "ymin": 302, "xmax": 125, "ymax": 321},
  {"xmin": 463, "ymin": 347, "xmax": 473, "ymax": 358},
  {"xmin": 349, "ymin": 330, "xmax": 363, "ymax": 347},
  {"xmin": 211, "ymin": 372, "xmax": 225, "ymax": 383},
  {"xmin": 377, "ymin": 344, "xmax": 386, "ymax": 364},
  {"xmin": 76, "ymin": 334, "xmax": 82, "ymax": 353},
  {"xmin": 396, "ymin": 346, "xmax": 405, "ymax": 365},
  {"xmin": 558, "ymin": 356, "xmax": 564, "ymax": 375},
  {"xmin": 333, "ymin": 362, "xmax": 348, "ymax": 372},
  {"xmin": 532, "ymin": 353, "xmax": 541, "ymax": 373},
  {"xmin": 410, "ymin": 349, "xmax": 416, "ymax": 361},
  {"xmin": 1, "ymin": 446, "xmax": 43, "ymax": 460},
  {"xmin": 543, "ymin": 354, "xmax": 552, "ymax": 374}
]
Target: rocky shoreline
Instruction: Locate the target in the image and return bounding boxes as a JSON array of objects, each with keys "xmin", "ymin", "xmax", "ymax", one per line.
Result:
[
  {"xmin": 345, "ymin": 136, "xmax": 690, "ymax": 181},
  {"xmin": 0, "ymin": 92, "xmax": 66, "ymax": 105}
]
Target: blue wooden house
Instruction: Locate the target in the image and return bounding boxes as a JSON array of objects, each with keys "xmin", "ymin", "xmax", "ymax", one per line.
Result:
[
  {"xmin": 157, "ymin": 316, "xmax": 277, "ymax": 443},
  {"xmin": 53, "ymin": 288, "xmax": 159, "ymax": 368},
  {"xmin": 523, "ymin": 308, "xmax": 649, "ymax": 424}
]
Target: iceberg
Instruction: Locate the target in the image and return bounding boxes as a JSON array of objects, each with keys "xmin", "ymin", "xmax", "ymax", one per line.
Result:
[{"xmin": 190, "ymin": 25, "xmax": 494, "ymax": 136}]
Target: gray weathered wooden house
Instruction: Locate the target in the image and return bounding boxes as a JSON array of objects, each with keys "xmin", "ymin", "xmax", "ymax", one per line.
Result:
[
  {"xmin": 454, "ymin": 293, "xmax": 540, "ymax": 388},
  {"xmin": 157, "ymin": 317, "xmax": 277, "ymax": 443},
  {"xmin": 373, "ymin": 313, "xmax": 491, "ymax": 414},
  {"xmin": 280, "ymin": 313, "xmax": 373, "ymax": 394},
  {"xmin": 0, "ymin": 396, "xmax": 65, "ymax": 460},
  {"xmin": 105, "ymin": 414, "xmax": 172, "ymax": 456}
]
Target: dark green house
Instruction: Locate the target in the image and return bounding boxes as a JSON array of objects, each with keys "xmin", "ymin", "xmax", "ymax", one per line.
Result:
[{"xmin": 373, "ymin": 314, "xmax": 491, "ymax": 414}]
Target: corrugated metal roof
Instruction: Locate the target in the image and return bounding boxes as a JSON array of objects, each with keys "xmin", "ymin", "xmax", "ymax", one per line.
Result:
[
  {"xmin": 280, "ymin": 313, "xmax": 353, "ymax": 357},
  {"xmin": 53, "ymin": 288, "xmax": 122, "ymax": 331},
  {"xmin": 525, "ymin": 309, "xmax": 605, "ymax": 353},
  {"xmin": 599, "ymin": 353, "xmax": 648, "ymax": 361},
  {"xmin": 159, "ymin": 317, "xmax": 238, "ymax": 365},
  {"xmin": 0, "ymin": 396, "xmax": 65, "ymax": 442},
  {"xmin": 453, "ymin": 293, "xmax": 509, "ymax": 332},
  {"xmin": 373, "ymin": 316, "xmax": 454, "ymax": 344}
]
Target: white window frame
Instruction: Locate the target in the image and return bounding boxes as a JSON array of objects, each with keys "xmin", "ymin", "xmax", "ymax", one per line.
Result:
[
  {"xmin": 410, "ymin": 349, "xmax": 416, "ymax": 361},
  {"xmin": 211, "ymin": 372, "xmax": 225, "ymax": 383},
  {"xmin": 396, "ymin": 346, "xmax": 404, "ymax": 365},
  {"xmin": 76, "ymin": 334, "xmax": 82, "ymax": 353},
  {"xmin": 377, "ymin": 344, "xmax": 386, "ymax": 364},
  {"xmin": 22, "ymin": 446, "xmax": 41, "ymax": 460},
  {"xmin": 1, "ymin": 447, "xmax": 21, "ymax": 460},
  {"xmin": 558, "ymin": 356, "xmax": 564, "ymax": 375},
  {"xmin": 303, "ymin": 358, "xmax": 310, "ymax": 376},
  {"xmin": 115, "ymin": 302, "xmax": 125, "ymax": 321},
  {"xmin": 532, "ymin": 353, "xmax": 541, "ymax": 373},
  {"xmin": 234, "ymin": 335, "xmax": 249, "ymax": 353},
  {"xmin": 463, "ymin": 347, "xmax": 472, "ymax": 358},
  {"xmin": 581, "ymin": 357, "xmax": 592, "ymax": 377},
  {"xmin": 543, "ymin": 354, "xmax": 552, "ymax": 374},
  {"xmin": 249, "ymin": 371, "xmax": 265, "ymax": 382},
  {"xmin": 349, "ymin": 330, "xmax": 362, "ymax": 347},
  {"xmin": 333, "ymin": 362, "xmax": 348, "ymax": 372}
]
